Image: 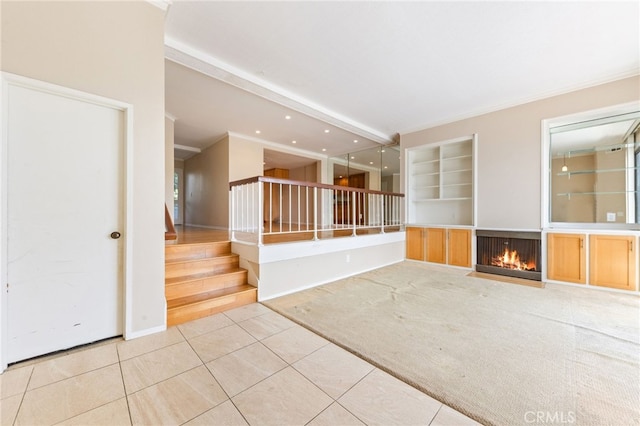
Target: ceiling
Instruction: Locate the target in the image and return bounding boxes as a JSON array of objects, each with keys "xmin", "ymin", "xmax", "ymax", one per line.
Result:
[{"xmin": 164, "ymin": 1, "xmax": 639, "ymax": 166}]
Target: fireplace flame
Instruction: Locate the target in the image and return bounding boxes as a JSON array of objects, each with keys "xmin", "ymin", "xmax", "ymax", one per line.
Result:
[{"xmin": 492, "ymin": 248, "xmax": 536, "ymax": 271}]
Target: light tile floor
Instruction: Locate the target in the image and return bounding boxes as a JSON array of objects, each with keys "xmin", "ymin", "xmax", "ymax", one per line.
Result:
[{"xmin": 0, "ymin": 303, "xmax": 480, "ymax": 426}]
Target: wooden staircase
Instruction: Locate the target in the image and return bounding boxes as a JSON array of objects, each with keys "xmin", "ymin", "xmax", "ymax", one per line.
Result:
[{"xmin": 165, "ymin": 241, "xmax": 257, "ymax": 326}]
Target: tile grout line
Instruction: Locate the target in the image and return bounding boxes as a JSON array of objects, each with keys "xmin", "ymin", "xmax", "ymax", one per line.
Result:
[
  {"xmin": 15, "ymin": 358, "xmax": 128, "ymax": 425},
  {"xmin": 223, "ymin": 307, "xmax": 338, "ymax": 425},
  {"xmin": 116, "ymin": 343, "xmax": 135, "ymax": 426},
  {"xmin": 9, "ymin": 364, "xmax": 35, "ymax": 426},
  {"xmin": 428, "ymin": 404, "xmax": 445, "ymax": 426},
  {"xmin": 21, "ymin": 343, "xmax": 121, "ymax": 392},
  {"xmin": 175, "ymin": 318, "xmax": 250, "ymax": 426},
  {"xmin": 229, "ymin": 309, "xmax": 349, "ymax": 425},
  {"xmin": 120, "ymin": 339, "xmax": 205, "ymax": 397}
]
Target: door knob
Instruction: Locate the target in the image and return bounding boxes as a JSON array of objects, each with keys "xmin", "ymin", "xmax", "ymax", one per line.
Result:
[{"xmin": 110, "ymin": 231, "xmax": 121, "ymax": 239}]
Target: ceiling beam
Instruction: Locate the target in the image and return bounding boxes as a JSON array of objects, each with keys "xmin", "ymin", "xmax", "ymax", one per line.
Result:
[{"xmin": 165, "ymin": 37, "xmax": 392, "ymax": 145}]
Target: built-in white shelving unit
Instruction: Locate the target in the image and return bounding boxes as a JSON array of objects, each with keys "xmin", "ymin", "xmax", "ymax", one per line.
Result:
[{"xmin": 407, "ymin": 136, "xmax": 476, "ymax": 225}]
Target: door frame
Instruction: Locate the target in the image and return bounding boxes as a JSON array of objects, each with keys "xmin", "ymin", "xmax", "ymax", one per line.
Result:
[{"xmin": 0, "ymin": 72, "xmax": 134, "ymax": 370}]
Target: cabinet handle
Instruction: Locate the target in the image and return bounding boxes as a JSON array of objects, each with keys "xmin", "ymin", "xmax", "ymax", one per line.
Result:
[
  {"xmin": 580, "ymin": 238, "xmax": 583, "ymax": 249},
  {"xmin": 631, "ymin": 240, "xmax": 634, "ymax": 252}
]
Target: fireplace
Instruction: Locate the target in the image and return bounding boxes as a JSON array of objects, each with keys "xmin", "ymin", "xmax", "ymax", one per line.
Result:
[{"xmin": 476, "ymin": 230, "xmax": 542, "ymax": 281}]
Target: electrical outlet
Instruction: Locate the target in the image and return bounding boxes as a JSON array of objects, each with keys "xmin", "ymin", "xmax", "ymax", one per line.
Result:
[{"xmin": 606, "ymin": 212, "xmax": 616, "ymax": 222}]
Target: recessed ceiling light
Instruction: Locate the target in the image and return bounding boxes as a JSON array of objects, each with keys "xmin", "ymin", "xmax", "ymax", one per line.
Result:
[
  {"xmin": 285, "ymin": 115, "xmax": 291, "ymax": 120},
  {"xmin": 322, "ymin": 148, "xmax": 327, "ymax": 152},
  {"xmin": 339, "ymin": 175, "xmax": 343, "ymax": 178},
  {"xmin": 255, "ymin": 130, "xmax": 261, "ymax": 134},
  {"xmin": 350, "ymin": 156, "xmax": 355, "ymax": 159},
  {"xmin": 381, "ymin": 149, "xmax": 385, "ymax": 153},
  {"xmin": 369, "ymin": 161, "xmax": 374, "ymax": 165},
  {"xmin": 353, "ymin": 139, "xmax": 358, "ymax": 143},
  {"xmin": 324, "ymin": 129, "xmax": 330, "ymax": 133},
  {"xmin": 384, "ymin": 166, "xmax": 388, "ymax": 169},
  {"xmin": 292, "ymin": 140, "xmax": 297, "ymax": 144}
]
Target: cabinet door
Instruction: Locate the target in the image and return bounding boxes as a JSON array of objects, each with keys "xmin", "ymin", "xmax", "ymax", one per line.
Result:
[
  {"xmin": 426, "ymin": 228, "xmax": 446, "ymax": 264},
  {"xmin": 547, "ymin": 233, "xmax": 586, "ymax": 284},
  {"xmin": 590, "ymin": 235, "xmax": 636, "ymax": 291},
  {"xmin": 406, "ymin": 227, "xmax": 425, "ymax": 261},
  {"xmin": 448, "ymin": 228, "xmax": 471, "ymax": 267}
]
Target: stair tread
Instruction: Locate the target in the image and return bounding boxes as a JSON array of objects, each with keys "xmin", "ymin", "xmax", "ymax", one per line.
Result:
[
  {"xmin": 164, "ymin": 242, "xmax": 231, "ymax": 257},
  {"xmin": 167, "ymin": 284, "xmax": 256, "ymax": 309},
  {"xmin": 165, "ymin": 240, "xmax": 230, "ymax": 248},
  {"xmin": 164, "ymin": 253, "xmax": 238, "ymax": 267},
  {"xmin": 165, "ymin": 252, "xmax": 237, "ymax": 262},
  {"xmin": 165, "ymin": 268, "xmax": 246, "ymax": 286}
]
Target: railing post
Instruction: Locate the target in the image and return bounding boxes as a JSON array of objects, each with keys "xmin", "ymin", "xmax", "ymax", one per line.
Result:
[
  {"xmin": 258, "ymin": 180, "xmax": 264, "ymax": 246},
  {"xmin": 313, "ymin": 187, "xmax": 318, "ymax": 241},
  {"xmin": 380, "ymin": 194, "xmax": 385, "ymax": 234},
  {"xmin": 229, "ymin": 187, "xmax": 235, "ymax": 241},
  {"xmin": 351, "ymin": 190, "xmax": 357, "ymax": 236}
]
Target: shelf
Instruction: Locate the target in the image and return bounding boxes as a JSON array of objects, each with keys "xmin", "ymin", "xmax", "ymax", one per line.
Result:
[
  {"xmin": 408, "ymin": 137, "xmax": 474, "ymax": 225},
  {"xmin": 442, "ymin": 183, "xmax": 472, "ymax": 188},
  {"xmin": 441, "ymin": 168, "xmax": 472, "ymax": 174},
  {"xmin": 556, "ymin": 191, "xmax": 635, "ymax": 196},
  {"xmin": 556, "ymin": 166, "xmax": 638, "ymax": 176},
  {"xmin": 412, "ymin": 159, "xmax": 440, "ymax": 166},
  {"xmin": 442, "ymin": 154, "xmax": 472, "ymax": 161},
  {"xmin": 412, "ymin": 171, "xmax": 440, "ymax": 177},
  {"xmin": 413, "ymin": 184, "xmax": 439, "ymax": 190}
]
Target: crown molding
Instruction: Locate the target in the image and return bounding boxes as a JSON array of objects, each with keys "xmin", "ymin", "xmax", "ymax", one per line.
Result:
[
  {"xmin": 174, "ymin": 144, "xmax": 201, "ymax": 153},
  {"xmin": 226, "ymin": 131, "xmax": 327, "ymax": 160},
  {"xmin": 164, "ymin": 37, "xmax": 392, "ymax": 145}
]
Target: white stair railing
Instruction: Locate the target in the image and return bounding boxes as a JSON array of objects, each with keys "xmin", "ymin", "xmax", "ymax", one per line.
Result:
[{"xmin": 230, "ymin": 176, "xmax": 404, "ymax": 244}]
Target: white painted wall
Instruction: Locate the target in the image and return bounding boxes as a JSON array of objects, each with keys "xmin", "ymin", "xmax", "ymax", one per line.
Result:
[
  {"xmin": 233, "ymin": 232, "xmax": 406, "ymax": 300},
  {"xmin": 401, "ymin": 76, "xmax": 640, "ymax": 230},
  {"xmin": 1, "ymin": 1, "xmax": 166, "ymax": 337},
  {"xmin": 228, "ymin": 134, "xmax": 264, "ymax": 182},
  {"xmin": 184, "ymin": 133, "xmax": 269, "ymax": 228},
  {"xmin": 184, "ymin": 135, "xmax": 230, "ymax": 228}
]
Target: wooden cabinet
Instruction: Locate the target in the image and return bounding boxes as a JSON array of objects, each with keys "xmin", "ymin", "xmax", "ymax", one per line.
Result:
[
  {"xmin": 426, "ymin": 228, "xmax": 446, "ymax": 264},
  {"xmin": 264, "ymin": 168, "xmax": 289, "ymax": 179},
  {"xmin": 590, "ymin": 235, "xmax": 636, "ymax": 291},
  {"xmin": 448, "ymin": 228, "xmax": 471, "ymax": 267},
  {"xmin": 547, "ymin": 233, "xmax": 586, "ymax": 284},
  {"xmin": 406, "ymin": 226, "xmax": 471, "ymax": 267},
  {"xmin": 547, "ymin": 232, "xmax": 637, "ymax": 291},
  {"xmin": 406, "ymin": 227, "xmax": 424, "ymax": 261}
]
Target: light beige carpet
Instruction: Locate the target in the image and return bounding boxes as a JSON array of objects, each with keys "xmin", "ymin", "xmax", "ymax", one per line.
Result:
[{"xmin": 264, "ymin": 261, "xmax": 640, "ymax": 426}]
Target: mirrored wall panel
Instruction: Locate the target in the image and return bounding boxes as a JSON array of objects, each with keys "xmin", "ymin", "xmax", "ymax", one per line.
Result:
[
  {"xmin": 549, "ymin": 109, "xmax": 640, "ymax": 226},
  {"xmin": 329, "ymin": 145, "xmax": 400, "ymax": 192}
]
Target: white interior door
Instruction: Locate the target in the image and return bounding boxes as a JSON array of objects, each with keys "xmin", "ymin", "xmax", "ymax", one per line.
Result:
[{"xmin": 5, "ymin": 81, "xmax": 124, "ymax": 363}]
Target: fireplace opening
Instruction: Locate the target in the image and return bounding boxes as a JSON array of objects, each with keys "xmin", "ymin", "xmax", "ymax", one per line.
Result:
[{"xmin": 476, "ymin": 230, "xmax": 542, "ymax": 281}]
